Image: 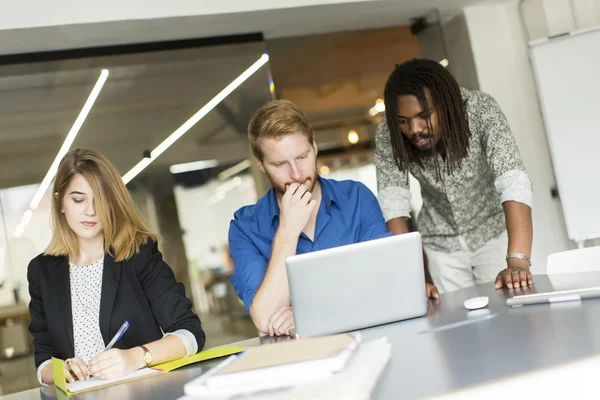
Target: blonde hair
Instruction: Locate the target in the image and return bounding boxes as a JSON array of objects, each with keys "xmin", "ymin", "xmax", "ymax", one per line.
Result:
[
  {"xmin": 45, "ymin": 148, "xmax": 158, "ymax": 262},
  {"xmin": 248, "ymin": 99, "xmax": 315, "ymax": 161}
]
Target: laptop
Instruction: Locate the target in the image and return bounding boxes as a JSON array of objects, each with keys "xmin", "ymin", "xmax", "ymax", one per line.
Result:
[{"xmin": 286, "ymin": 232, "xmax": 427, "ymax": 337}]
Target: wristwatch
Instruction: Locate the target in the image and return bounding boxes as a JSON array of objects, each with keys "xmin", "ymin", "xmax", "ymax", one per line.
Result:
[
  {"xmin": 140, "ymin": 345, "xmax": 152, "ymax": 367},
  {"xmin": 506, "ymin": 253, "xmax": 532, "ymax": 267}
]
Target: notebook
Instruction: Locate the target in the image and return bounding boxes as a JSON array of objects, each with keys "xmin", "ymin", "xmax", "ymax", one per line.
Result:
[
  {"xmin": 184, "ymin": 333, "xmax": 361, "ymax": 397},
  {"xmin": 182, "ymin": 335, "xmax": 390, "ymax": 400},
  {"xmin": 53, "ymin": 345, "xmax": 247, "ymax": 395}
]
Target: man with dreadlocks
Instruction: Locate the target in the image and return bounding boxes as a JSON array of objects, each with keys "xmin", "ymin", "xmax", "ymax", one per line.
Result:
[{"xmin": 375, "ymin": 58, "xmax": 533, "ymax": 297}]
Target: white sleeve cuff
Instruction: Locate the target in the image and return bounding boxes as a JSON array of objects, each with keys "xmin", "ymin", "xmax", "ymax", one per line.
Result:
[
  {"xmin": 495, "ymin": 170, "xmax": 533, "ymax": 207},
  {"xmin": 164, "ymin": 329, "xmax": 198, "ymax": 357},
  {"xmin": 378, "ymin": 186, "xmax": 413, "ymax": 222},
  {"xmin": 37, "ymin": 359, "xmax": 52, "ymax": 386}
]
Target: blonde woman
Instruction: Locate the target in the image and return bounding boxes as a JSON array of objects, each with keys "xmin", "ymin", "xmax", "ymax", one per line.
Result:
[{"xmin": 27, "ymin": 148, "xmax": 204, "ymax": 385}]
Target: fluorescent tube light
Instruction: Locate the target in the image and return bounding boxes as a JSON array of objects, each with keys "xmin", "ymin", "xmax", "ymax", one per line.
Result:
[
  {"xmin": 29, "ymin": 69, "xmax": 109, "ymax": 210},
  {"xmin": 169, "ymin": 160, "xmax": 219, "ymax": 174},
  {"xmin": 122, "ymin": 54, "xmax": 269, "ymax": 185},
  {"xmin": 217, "ymin": 159, "xmax": 251, "ymax": 181},
  {"xmin": 15, "ymin": 69, "xmax": 109, "ymax": 238}
]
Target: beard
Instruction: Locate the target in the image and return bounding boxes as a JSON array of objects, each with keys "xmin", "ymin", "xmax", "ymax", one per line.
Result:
[
  {"xmin": 267, "ymin": 165, "xmax": 318, "ymax": 196},
  {"xmin": 409, "ymin": 134, "xmax": 443, "ymax": 158}
]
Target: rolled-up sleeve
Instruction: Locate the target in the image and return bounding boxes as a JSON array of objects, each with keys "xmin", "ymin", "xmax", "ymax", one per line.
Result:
[
  {"xmin": 374, "ymin": 120, "xmax": 412, "ymax": 221},
  {"xmin": 228, "ymin": 220, "xmax": 268, "ymax": 315},
  {"xmin": 494, "ymin": 170, "xmax": 533, "ymax": 207},
  {"xmin": 477, "ymin": 92, "xmax": 533, "ymax": 207},
  {"xmin": 164, "ymin": 329, "xmax": 197, "ymax": 356},
  {"xmin": 36, "ymin": 359, "xmax": 52, "ymax": 386}
]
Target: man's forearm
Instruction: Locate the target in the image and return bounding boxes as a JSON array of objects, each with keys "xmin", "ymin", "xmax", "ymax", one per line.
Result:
[
  {"xmin": 386, "ymin": 217, "xmax": 409, "ymax": 235},
  {"xmin": 503, "ymin": 201, "xmax": 533, "ymax": 269},
  {"xmin": 422, "ymin": 251, "xmax": 433, "ymax": 284},
  {"xmin": 250, "ymin": 227, "xmax": 299, "ymax": 332}
]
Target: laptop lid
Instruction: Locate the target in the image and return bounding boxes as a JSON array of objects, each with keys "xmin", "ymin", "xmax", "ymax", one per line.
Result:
[{"xmin": 286, "ymin": 232, "xmax": 427, "ymax": 337}]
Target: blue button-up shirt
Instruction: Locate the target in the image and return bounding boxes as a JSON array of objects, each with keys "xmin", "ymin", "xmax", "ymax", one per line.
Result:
[{"xmin": 228, "ymin": 176, "xmax": 390, "ymax": 314}]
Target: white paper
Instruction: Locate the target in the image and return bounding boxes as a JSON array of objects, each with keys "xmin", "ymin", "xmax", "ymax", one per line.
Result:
[{"xmin": 66, "ymin": 367, "xmax": 160, "ymax": 392}]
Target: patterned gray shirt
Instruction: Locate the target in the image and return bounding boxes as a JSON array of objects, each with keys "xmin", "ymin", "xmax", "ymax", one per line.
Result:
[{"xmin": 375, "ymin": 88, "xmax": 532, "ymax": 253}]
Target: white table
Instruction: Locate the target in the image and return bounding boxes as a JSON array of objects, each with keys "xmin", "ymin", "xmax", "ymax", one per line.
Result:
[{"xmin": 7, "ymin": 272, "xmax": 600, "ymax": 399}]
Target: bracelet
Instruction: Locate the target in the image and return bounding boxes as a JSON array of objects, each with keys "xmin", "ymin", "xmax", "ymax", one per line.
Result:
[{"xmin": 506, "ymin": 253, "xmax": 532, "ymax": 267}]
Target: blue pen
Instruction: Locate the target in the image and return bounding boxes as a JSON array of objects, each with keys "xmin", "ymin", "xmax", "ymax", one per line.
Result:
[
  {"xmin": 86, "ymin": 320, "xmax": 129, "ymax": 379},
  {"xmin": 105, "ymin": 320, "xmax": 129, "ymax": 351}
]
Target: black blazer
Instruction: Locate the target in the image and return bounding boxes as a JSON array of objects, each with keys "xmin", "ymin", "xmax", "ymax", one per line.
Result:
[{"xmin": 27, "ymin": 239, "xmax": 205, "ymax": 368}]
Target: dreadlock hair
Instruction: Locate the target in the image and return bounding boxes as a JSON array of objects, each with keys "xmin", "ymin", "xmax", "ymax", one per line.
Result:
[{"xmin": 383, "ymin": 58, "xmax": 470, "ymax": 180}]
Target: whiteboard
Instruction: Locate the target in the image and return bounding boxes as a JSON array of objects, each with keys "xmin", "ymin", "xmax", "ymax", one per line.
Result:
[{"xmin": 530, "ymin": 27, "xmax": 600, "ymax": 243}]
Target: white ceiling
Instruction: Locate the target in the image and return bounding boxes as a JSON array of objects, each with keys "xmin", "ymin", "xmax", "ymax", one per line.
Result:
[{"xmin": 0, "ymin": 0, "xmax": 489, "ymax": 55}]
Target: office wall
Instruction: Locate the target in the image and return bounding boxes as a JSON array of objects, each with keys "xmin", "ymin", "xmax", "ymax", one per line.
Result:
[
  {"xmin": 521, "ymin": 0, "xmax": 600, "ymax": 41},
  {"xmin": 173, "ymin": 175, "xmax": 258, "ymax": 271},
  {"xmin": 444, "ymin": 13, "xmax": 479, "ymax": 91},
  {"xmin": 0, "ymin": 186, "xmax": 52, "ymax": 307},
  {"xmin": 461, "ymin": 0, "xmax": 574, "ymax": 272},
  {"xmin": 570, "ymin": 0, "xmax": 600, "ymax": 29},
  {"xmin": 520, "ymin": 0, "xmax": 600, "ymax": 250}
]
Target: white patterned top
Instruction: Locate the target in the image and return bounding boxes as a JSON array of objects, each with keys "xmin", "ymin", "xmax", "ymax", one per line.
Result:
[
  {"xmin": 375, "ymin": 88, "xmax": 533, "ymax": 253},
  {"xmin": 69, "ymin": 259, "xmax": 106, "ymax": 364}
]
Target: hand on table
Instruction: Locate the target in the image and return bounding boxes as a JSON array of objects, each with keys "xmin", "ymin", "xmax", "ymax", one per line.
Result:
[
  {"xmin": 495, "ymin": 266, "xmax": 533, "ymax": 289},
  {"xmin": 65, "ymin": 357, "xmax": 89, "ymax": 383},
  {"xmin": 426, "ymin": 283, "xmax": 439, "ymax": 300},
  {"xmin": 89, "ymin": 348, "xmax": 144, "ymax": 380},
  {"xmin": 268, "ymin": 305, "xmax": 295, "ymax": 336}
]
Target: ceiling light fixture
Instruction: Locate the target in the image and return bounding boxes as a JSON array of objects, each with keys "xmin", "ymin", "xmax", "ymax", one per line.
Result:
[
  {"xmin": 440, "ymin": 58, "xmax": 449, "ymax": 67},
  {"xmin": 347, "ymin": 129, "xmax": 359, "ymax": 144},
  {"xmin": 218, "ymin": 159, "xmax": 252, "ymax": 181},
  {"xmin": 14, "ymin": 69, "xmax": 109, "ymax": 238},
  {"xmin": 369, "ymin": 98, "xmax": 385, "ymax": 116},
  {"xmin": 122, "ymin": 54, "xmax": 270, "ymax": 185},
  {"xmin": 30, "ymin": 69, "xmax": 109, "ymax": 211},
  {"xmin": 13, "ymin": 209, "xmax": 33, "ymax": 238},
  {"xmin": 169, "ymin": 159, "xmax": 219, "ymax": 174}
]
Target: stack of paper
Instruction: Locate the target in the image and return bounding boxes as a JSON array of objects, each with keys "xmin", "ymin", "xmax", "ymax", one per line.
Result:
[{"xmin": 182, "ymin": 334, "xmax": 391, "ymax": 400}]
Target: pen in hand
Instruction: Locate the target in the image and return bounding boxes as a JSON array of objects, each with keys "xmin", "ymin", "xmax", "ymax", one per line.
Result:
[
  {"xmin": 87, "ymin": 320, "xmax": 129, "ymax": 379},
  {"xmin": 104, "ymin": 320, "xmax": 130, "ymax": 352}
]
